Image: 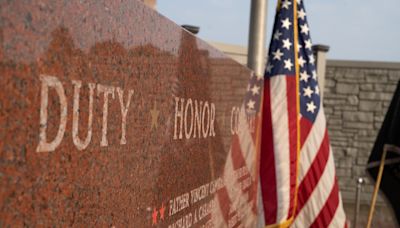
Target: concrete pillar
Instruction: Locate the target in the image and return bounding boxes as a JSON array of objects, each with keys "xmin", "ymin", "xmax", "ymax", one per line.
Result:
[{"xmin": 313, "ymin": 44, "xmax": 330, "ymax": 99}]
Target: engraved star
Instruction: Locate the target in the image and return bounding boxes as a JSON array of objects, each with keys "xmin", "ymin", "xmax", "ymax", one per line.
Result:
[
  {"xmin": 284, "ymin": 58, "xmax": 293, "ymax": 71},
  {"xmin": 159, "ymin": 203, "xmax": 166, "ymax": 220},
  {"xmin": 281, "ymin": 18, "xmax": 292, "ymax": 30},
  {"xmin": 282, "ymin": 38, "xmax": 292, "ymax": 50},
  {"xmin": 306, "ymin": 101, "xmax": 317, "ymax": 113},
  {"xmin": 303, "ymin": 86, "xmax": 314, "ymax": 98},
  {"xmin": 251, "ymin": 85, "xmax": 260, "ymax": 95},
  {"xmin": 300, "ymin": 71, "xmax": 309, "ymax": 82},
  {"xmin": 150, "ymin": 102, "xmax": 160, "ymax": 130},
  {"xmin": 272, "ymin": 49, "xmax": 284, "ymax": 61},
  {"xmin": 152, "ymin": 208, "xmax": 158, "ymax": 225}
]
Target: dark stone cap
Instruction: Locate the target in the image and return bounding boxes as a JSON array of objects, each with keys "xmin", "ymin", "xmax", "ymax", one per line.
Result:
[
  {"xmin": 181, "ymin": 25, "xmax": 200, "ymax": 34},
  {"xmin": 312, "ymin": 44, "xmax": 330, "ymax": 53}
]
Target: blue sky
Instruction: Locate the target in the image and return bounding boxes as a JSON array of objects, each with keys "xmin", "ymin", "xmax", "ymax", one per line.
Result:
[{"xmin": 158, "ymin": 0, "xmax": 400, "ymax": 62}]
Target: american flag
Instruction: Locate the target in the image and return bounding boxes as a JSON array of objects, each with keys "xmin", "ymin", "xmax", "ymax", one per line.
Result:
[{"xmin": 260, "ymin": 0, "xmax": 347, "ymax": 227}]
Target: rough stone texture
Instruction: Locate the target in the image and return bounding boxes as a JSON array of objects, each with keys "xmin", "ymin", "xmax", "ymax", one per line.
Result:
[
  {"xmin": 325, "ymin": 61, "xmax": 400, "ymax": 227},
  {"xmin": 0, "ymin": 1, "xmax": 258, "ymax": 227}
]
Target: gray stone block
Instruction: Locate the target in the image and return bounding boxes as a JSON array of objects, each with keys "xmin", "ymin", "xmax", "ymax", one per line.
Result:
[
  {"xmin": 339, "ymin": 157, "xmax": 353, "ymax": 168},
  {"xmin": 327, "ymin": 118, "xmax": 343, "ymax": 126},
  {"xmin": 374, "ymin": 84, "xmax": 397, "ymax": 92},
  {"xmin": 336, "ymin": 168, "xmax": 352, "ymax": 177},
  {"xmin": 345, "ymin": 148, "xmax": 358, "ymax": 157},
  {"xmin": 347, "ymin": 95, "xmax": 359, "ymax": 105},
  {"xmin": 325, "ymin": 79, "xmax": 336, "ymax": 88},
  {"xmin": 324, "ymin": 98, "xmax": 347, "ymax": 105},
  {"xmin": 336, "ymin": 83, "xmax": 359, "ymax": 94},
  {"xmin": 366, "ymin": 74, "xmax": 387, "ymax": 83},
  {"xmin": 359, "ymin": 92, "xmax": 393, "ymax": 101},
  {"xmin": 353, "ymin": 141, "xmax": 374, "ymax": 150},
  {"xmin": 360, "ymin": 84, "xmax": 373, "ymax": 91},
  {"xmin": 334, "ymin": 105, "xmax": 358, "ymax": 111},
  {"xmin": 388, "ymin": 71, "xmax": 400, "ymax": 81},
  {"xmin": 352, "ymin": 166, "xmax": 367, "ymax": 177},
  {"xmin": 342, "ymin": 111, "xmax": 373, "ymax": 122},
  {"xmin": 359, "ymin": 100, "xmax": 382, "ymax": 111},
  {"xmin": 356, "ymin": 157, "xmax": 369, "ymax": 165},
  {"xmin": 343, "ymin": 122, "xmax": 374, "ymax": 130}
]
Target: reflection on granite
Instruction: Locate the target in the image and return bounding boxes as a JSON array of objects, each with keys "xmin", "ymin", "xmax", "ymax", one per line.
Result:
[{"xmin": 0, "ymin": 0, "xmax": 258, "ymax": 226}]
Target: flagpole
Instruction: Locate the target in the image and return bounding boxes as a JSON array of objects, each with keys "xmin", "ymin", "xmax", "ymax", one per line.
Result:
[
  {"xmin": 247, "ymin": 0, "xmax": 268, "ymax": 77},
  {"xmin": 366, "ymin": 144, "xmax": 388, "ymax": 228}
]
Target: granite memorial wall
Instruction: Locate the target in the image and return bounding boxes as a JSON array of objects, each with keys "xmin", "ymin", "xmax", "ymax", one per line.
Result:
[{"xmin": 0, "ymin": 1, "xmax": 261, "ymax": 226}]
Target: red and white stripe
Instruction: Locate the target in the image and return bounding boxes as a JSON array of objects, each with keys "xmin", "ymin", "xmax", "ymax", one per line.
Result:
[
  {"xmin": 212, "ymin": 105, "xmax": 260, "ymax": 227},
  {"xmin": 293, "ymin": 104, "xmax": 347, "ymax": 227},
  {"xmin": 260, "ymin": 75, "xmax": 298, "ymax": 225}
]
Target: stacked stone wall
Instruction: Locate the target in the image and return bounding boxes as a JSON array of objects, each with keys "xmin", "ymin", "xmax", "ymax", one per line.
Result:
[{"xmin": 324, "ymin": 60, "xmax": 400, "ymax": 227}]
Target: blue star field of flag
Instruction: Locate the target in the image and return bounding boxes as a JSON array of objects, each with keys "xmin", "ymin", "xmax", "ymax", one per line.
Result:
[
  {"xmin": 264, "ymin": 0, "xmax": 321, "ymax": 123},
  {"xmin": 245, "ymin": 71, "xmax": 263, "ymax": 114}
]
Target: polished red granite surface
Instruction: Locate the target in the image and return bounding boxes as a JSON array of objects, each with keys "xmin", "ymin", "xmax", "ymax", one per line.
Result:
[{"xmin": 0, "ymin": 1, "xmax": 259, "ymax": 226}]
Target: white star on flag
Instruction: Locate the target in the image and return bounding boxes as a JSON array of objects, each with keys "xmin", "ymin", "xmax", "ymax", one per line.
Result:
[
  {"xmin": 315, "ymin": 86, "xmax": 320, "ymax": 95},
  {"xmin": 309, "ymin": 54, "xmax": 315, "ymax": 64},
  {"xmin": 274, "ymin": 31, "xmax": 282, "ymax": 40},
  {"xmin": 281, "ymin": 18, "xmax": 292, "ymax": 30},
  {"xmin": 298, "ymin": 8, "xmax": 306, "ymax": 20},
  {"xmin": 297, "ymin": 43, "xmax": 302, "ymax": 52},
  {"xmin": 282, "ymin": 0, "xmax": 292, "ymax": 9},
  {"xmin": 247, "ymin": 100, "xmax": 255, "ymax": 109},
  {"xmin": 300, "ymin": 24, "xmax": 309, "ymax": 34},
  {"xmin": 272, "ymin": 49, "xmax": 284, "ymax": 60},
  {"xmin": 298, "ymin": 56, "xmax": 306, "ymax": 67},
  {"xmin": 300, "ymin": 71, "xmax": 309, "ymax": 82},
  {"xmin": 305, "ymin": 39, "xmax": 312, "ymax": 50},
  {"xmin": 303, "ymin": 86, "xmax": 313, "ymax": 98},
  {"xmin": 312, "ymin": 70, "xmax": 317, "ymax": 80},
  {"xmin": 284, "ymin": 59, "xmax": 293, "ymax": 70},
  {"xmin": 306, "ymin": 101, "xmax": 317, "ymax": 113},
  {"xmin": 282, "ymin": 38, "xmax": 292, "ymax": 50},
  {"xmin": 251, "ymin": 85, "xmax": 260, "ymax": 95},
  {"xmin": 266, "ymin": 63, "xmax": 274, "ymax": 73}
]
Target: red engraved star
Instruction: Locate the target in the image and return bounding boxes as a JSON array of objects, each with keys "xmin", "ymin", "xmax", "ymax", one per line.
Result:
[
  {"xmin": 159, "ymin": 203, "xmax": 166, "ymax": 220},
  {"xmin": 152, "ymin": 208, "xmax": 158, "ymax": 225}
]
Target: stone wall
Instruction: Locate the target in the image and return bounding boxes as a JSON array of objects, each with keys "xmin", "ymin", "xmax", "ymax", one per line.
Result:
[{"xmin": 324, "ymin": 60, "xmax": 400, "ymax": 227}]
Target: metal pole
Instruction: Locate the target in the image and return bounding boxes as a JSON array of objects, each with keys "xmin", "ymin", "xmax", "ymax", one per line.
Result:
[
  {"xmin": 247, "ymin": 0, "xmax": 268, "ymax": 77},
  {"xmin": 367, "ymin": 145, "xmax": 389, "ymax": 228},
  {"xmin": 248, "ymin": 2, "xmax": 267, "ymax": 227},
  {"xmin": 353, "ymin": 177, "xmax": 364, "ymax": 228}
]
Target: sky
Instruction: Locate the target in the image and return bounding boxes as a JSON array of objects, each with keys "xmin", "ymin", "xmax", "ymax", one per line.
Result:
[{"xmin": 158, "ymin": 0, "xmax": 400, "ymax": 62}]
